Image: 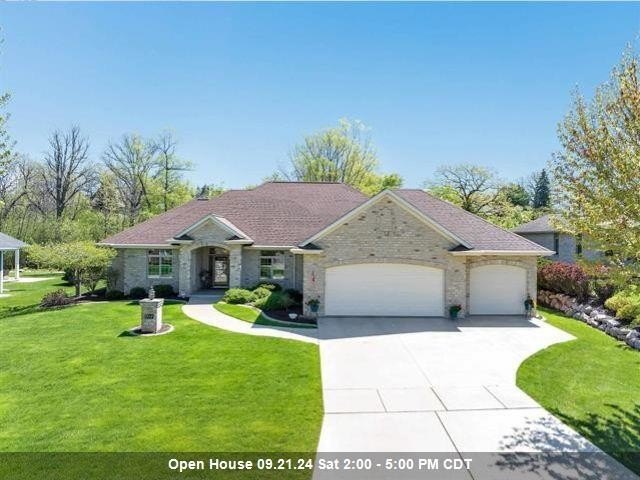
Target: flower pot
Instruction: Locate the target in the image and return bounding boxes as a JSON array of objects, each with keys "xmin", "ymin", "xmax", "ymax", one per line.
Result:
[
  {"xmin": 450, "ymin": 311, "xmax": 458, "ymax": 320},
  {"xmin": 289, "ymin": 313, "xmax": 298, "ymax": 320},
  {"xmin": 309, "ymin": 304, "xmax": 319, "ymax": 314}
]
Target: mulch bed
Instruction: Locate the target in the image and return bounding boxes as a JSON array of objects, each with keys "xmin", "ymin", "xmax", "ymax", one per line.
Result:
[{"xmin": 266, "ymin": 306, "xmax": 317, "ymax": 325}]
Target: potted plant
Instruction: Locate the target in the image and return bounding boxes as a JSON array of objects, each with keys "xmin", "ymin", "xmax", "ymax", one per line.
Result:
[
  {"xmin": 449, "ymin": 304, "xmax": 462, "ymax": 319},
  {"xmin": 306, "ymin": 298, "xmax": 320, "ymax": 314}
]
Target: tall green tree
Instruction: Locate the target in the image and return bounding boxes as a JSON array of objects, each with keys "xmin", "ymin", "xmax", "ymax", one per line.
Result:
[
  {"xmin": 532, "ymin": 169, "xmax": 551, "ymax": 209},
  {"xmin": 279, "ymin": 119, "xmax": 403, "ymax": 195},
  {"xmin": 102, "ymin": 134, "xmax": 155, "ymax": 226},
  {"xmin": 427, "ymin": 163, "xmax": 500, "ymax": 215},
  {"xmin": 150, "ymin": 131, "xmax": 193, "ymax": 212},
  {"xmin": 501, "ymin": 183, "xmax": 531, "ymax": 208},
  {"xmin": 552, "ymin": 49, "xmax": 640, "ymax": 260}
]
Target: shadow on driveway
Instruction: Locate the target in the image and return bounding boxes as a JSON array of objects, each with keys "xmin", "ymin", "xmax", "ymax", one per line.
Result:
[{"xmin": 318, "ymin": 315, "xmax": 540, "ymax": 340}]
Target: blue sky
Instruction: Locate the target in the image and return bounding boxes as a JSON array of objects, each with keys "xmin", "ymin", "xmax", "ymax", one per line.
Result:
[{"xmin": 1, "ymin": 2, "xmax": 640, "ymax": 189}]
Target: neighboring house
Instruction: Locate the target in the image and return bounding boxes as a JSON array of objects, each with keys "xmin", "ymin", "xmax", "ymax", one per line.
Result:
[
  {"xmin": 100, "ymin": 182, "xmax": 552, "ymax": 317},
  {"xmin": 512, "ymin": 214, "xmax": 601, "ymax": 264}
]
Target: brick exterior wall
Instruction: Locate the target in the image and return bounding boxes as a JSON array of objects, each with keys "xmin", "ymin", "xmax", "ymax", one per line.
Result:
[
  {"xmin": 241, "ymin": 248, "xmax": 297, "ymax": 289},
  {"xmin": 302, "ymin": 196, "xmax": 467, "ymax": 316},
  {"xmin": 113, "ymin": 197, "xmax": 540, "ymax": 305},
  {"xmin": 119, "ymin": 248, "xmax": 180, "ymax": 294}
]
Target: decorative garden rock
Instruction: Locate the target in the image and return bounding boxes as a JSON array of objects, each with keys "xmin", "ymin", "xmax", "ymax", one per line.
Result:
[{"xmin": 538, "ymin": 289, "xmax": 639, "ymax": 352}]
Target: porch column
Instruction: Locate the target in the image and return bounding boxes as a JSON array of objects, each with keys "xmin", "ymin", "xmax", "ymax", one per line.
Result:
[
  {"xmin": 228, "ymin": 245, "xmax": 242, "ymax": 288},
  {"xmin": 14, "ymin": 249, "xmax": 20, "ymax": 280},
  {"xmin": 178, "ymin": 246, "xmax": 192, "ymax": 297}
]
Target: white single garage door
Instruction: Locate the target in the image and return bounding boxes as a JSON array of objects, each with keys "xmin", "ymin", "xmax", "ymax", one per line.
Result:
[
  {"xmin": 470, "ymin": 265, "xmax": 527, "ymax": 315},
  {"xmin": 324, "ymin": 263, "xmax": 444, "ymax": 316}
]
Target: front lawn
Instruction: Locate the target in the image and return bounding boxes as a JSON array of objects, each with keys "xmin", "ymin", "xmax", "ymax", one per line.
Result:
[
  {"xmin": 0, "ymin": 273, "xmax": 73, "ymax": 318},
  {"xmin": 0, "ymin": 274, "xmax": 323, "ymax": 453},
  {"xmin": 517, "ymin": 307, "xmax": 640, "ymax": 474},
  {"xmin": 214, "ymin": 302, "xmax": 315, "ymax": 329}
]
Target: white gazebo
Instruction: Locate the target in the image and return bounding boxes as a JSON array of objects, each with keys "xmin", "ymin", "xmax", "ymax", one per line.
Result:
[{"xmin": 0, "ymin": 232, "xmax": 27, "ymax": 294}]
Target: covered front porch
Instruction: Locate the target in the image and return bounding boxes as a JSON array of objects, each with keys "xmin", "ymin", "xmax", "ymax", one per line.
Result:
[{"xmin": 178, "ymin": 243, "xmax": 243, "ymax": 297}]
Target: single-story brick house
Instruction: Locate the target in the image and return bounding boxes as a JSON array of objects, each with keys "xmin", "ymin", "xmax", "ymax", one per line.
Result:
[
  {"xmin": 100, "ymin": 181, "xmax": 552, "ymax": 317},
  {"xmin": 512, "ymin": 214, "xmax": 601, "ymax": 264}
]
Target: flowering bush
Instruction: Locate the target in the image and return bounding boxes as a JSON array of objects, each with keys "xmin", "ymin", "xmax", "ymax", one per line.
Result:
[{"xmin": 538, "ymin": 262, "xmax": 590, "ymax": 300}]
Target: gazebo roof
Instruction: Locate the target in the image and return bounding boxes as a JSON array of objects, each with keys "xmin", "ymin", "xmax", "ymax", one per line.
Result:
[{"xmin": 0, "ymin": 232, "xmax": 27, "ymax": 250}]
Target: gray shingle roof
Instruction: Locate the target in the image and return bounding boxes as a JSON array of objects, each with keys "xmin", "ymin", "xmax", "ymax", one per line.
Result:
[
  {"xmin": 101, "ymin": 182, "xmax": 367, "ymax": 246},
  {"xmin": 393, "ymin": 190, "xmax": 550, "ymax": 252},
  {"xmin": 512, "ymin": 214, "xmax": 557, "ymax": 234},
  {"xmin": 101, "ymin": 182, "xmax": 551, "ymax": 253},
  {"xmin": 0, "ymin": 232, "xmax": 27, "ymax": 250}
]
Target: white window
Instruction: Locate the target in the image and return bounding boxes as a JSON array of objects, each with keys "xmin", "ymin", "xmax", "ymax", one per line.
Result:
[
  {"xmin": 260, "ymin": 251, "xmax": 285, "ymax": 280},
  {"xmin": 148, "ymin": 249, "xmax": 173, "ymax": 278}
]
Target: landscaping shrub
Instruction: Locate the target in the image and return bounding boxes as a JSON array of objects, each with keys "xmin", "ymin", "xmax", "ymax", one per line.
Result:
[
  {"xmin": 605, "ymin": 287, "xmax": 640, "ymax": 327},
  {"xmin": 252, "ymin": 287, "xmax": 272, "ymax": 299},
  {"xmin": 538, "ymin": 262, "xmax": 590, "ymax": 300},
  {"xmin": 40, "ymin": 289, "xmax": 74, "ymax": 308},
  {"xmin": 152, "ymin": 284, "xmax": 175, "ymax": 298},
  {"xmin": 129, "ymin": 287, "xmax": 147, "ymax": 300},
  {"xmin": 592, "ymin": 279, "xmax": 616, "ymax": 304},
  {"xmin": 284, "ymin": 288, "xmax": 303, "ymax": 305},
  {"xmin": 223, "ymin": 288, "xmax": 255, "ymax": 304},
  {"xmin": 254, "ymin": 291, "xmax": 294, "ymax": 311},
  {"xmin": 249, "ymin": 282, "xmax": 282, "ymax": 292},
  {"xmin": 105, "ymin": 290, "xmax": 125, "ymax": 301}
]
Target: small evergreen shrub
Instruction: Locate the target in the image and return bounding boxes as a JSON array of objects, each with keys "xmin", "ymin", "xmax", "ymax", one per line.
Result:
[
  {"xmin": 252, "ymin": 287, "xmax": 272, "ymax": 299},
  {"xmin": 105, "ymin": 289, "xmax": 125, "ymax": 301},
  {"xmin": 249, "ymin": 282, "xmax": 282, "ymax": 292},
  {"xmin": 605, "ymin": 287, "xmax": 640, "ymax": 327},
  {"xmin": 283, "ymin": 288, "xmax": 303, "ymax": 305},
  {"xmin": 223, "ymin": 288, "xmax": 256, "ymax": 304},
  {"xmin": 129, "ymin": 287, "xmax": 147, "ymax": 300},
  {"xmin": 40, "ymin": 289, "xmax": 74, "ymax": 308},
  {"xmin": 153, "ymin": 284, "xmax": 175, "ymax": 298},
  {"xmin": 254, "ymin": 291, "xmax": 294, "ymax": 311}
]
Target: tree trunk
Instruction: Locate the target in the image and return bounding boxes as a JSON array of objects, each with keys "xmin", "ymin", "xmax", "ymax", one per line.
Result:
[{"xmin": 75, "ymin": 270, "xmax": 81, "ymax": 297}]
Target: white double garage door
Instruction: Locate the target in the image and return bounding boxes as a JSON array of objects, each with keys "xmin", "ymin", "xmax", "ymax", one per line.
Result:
[{"xmin": 324, "ymin": 263, "xmax": 527, "ymax": 317}]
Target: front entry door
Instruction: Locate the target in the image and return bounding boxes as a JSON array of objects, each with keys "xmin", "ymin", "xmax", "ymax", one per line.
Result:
[{"xmin": 212, "ymin": 255, "xmax": 229, "ymax": 287}]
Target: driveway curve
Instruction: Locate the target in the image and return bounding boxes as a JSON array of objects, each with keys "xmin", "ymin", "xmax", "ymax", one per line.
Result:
[{"xmin": 315, "ymin": 315, "xmax": 636, "ymax": 479}]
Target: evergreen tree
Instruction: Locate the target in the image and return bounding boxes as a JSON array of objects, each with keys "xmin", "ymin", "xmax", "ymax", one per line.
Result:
[{"xmin": 532, "ymin": 169, "xmax": 550, "ymax": 208}]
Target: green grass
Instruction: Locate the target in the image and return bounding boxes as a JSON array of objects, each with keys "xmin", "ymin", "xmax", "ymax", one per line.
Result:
[
  {"xmin": 0, "ymin": 273, "xmax": 74, "ymax": 318},
  {"xmin": 214, "ymin": 302, "xmax": 316, "ymax": 329},
  {"xmin": 517, "ymin": 307, "xmax": 640, "ymax": 474},
  {"xmin": 0, "ymin": 273, "xmax": 323, "ymax": 453}
]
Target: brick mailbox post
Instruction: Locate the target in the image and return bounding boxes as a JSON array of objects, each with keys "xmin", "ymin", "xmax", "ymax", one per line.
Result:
[{"xmin": 139, "ymin": 298, "xmax": 164, "ymax": 333}]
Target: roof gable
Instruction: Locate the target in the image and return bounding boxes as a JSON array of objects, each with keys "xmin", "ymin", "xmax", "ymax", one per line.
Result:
[
  {"xmin": 300, "ymin": 190, "xmax": 471, "ymax": 248},
  {"xmin": 393, "ymin": 190, "xmax": 552, "ymax": 254},
  {"xmin": 173, "ymin": 215, "xmax": 253, "ymax": 242}
]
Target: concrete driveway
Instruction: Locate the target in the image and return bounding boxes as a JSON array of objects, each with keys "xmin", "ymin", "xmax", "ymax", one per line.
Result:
[{"xmin": 315, "ymin": 316, "xmax": 636, "ymax": 479}]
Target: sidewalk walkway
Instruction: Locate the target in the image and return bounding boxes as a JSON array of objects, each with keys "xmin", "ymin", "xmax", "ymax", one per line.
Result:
[{"xmin": 182, "ymin": 294, "xmax": 318, "ymax": 344}]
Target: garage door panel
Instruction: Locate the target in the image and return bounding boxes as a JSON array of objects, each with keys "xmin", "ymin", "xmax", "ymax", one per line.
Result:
[
  {"xmin": 470, "ymin": 265, "xmax": 527, "ymax": 315},
  {"xmin": 325, "ymin": 263, "xmax": 444, "ymax": 317}
]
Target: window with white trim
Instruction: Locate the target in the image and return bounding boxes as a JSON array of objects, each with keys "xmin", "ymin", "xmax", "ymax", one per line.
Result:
[
  {"xmin": 260, "ymin": 251, "xmax": 285, "ymax": 280},
  {"xmin": 148, "ymin": 249, "xmax": 173, "ymax": 278}
]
